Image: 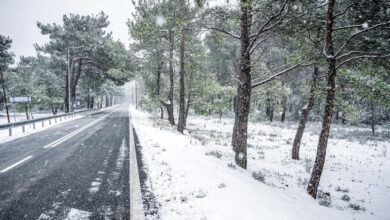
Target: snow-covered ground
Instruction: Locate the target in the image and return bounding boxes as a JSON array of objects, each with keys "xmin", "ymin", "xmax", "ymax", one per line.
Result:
[
  {"xmin": 0, "ymin": 112, "xmax": 53, "ymax": 124},
  {"xmin": 130, "ymin": 108, "xmax": 390, "ymax": 219}
]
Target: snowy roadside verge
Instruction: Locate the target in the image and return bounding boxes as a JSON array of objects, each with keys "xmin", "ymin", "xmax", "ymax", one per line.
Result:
[{"xmin": 130, "ymin": 107, "xmax": 348, "ymax": 220}]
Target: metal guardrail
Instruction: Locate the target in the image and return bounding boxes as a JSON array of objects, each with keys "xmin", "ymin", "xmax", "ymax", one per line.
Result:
[{"xmin": 0, "ymin": 108, "xmax": 99, "ymax": 136}]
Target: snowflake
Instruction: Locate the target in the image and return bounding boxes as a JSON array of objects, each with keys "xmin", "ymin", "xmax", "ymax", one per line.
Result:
[
  {"xmin": 155, "ymin": 15, "xmax": 166, "ymax": 27},
  {"xmin": 238, "ymin": 152, "xmax": 245, "ymax": 160}
]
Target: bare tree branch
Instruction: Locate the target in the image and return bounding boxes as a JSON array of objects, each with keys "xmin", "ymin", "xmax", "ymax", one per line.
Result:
[
  {"xmin": 249, "ymin": 35, "xmax": 272, "ymax": 54},
  {"xmin": 72, "ymin": 57, "xmax": 96, "ymax": 63},
  {"xmin": 250, "ymin": 49, "xmax": 267, "ymax": 67},
  {"xmin": 334, "ymin": 20, "xmax": 390, "ymax": 57},
  {"xmin": 251, "ymin": 62, "xmax": 311, "ymax": 88},
  {"xmin": 201, "ymin": 26, "xmax": 241, "ymax": 39},
  {"xmin": 336, "ymin": 51, "xmax": 384, "ymax": 60},
  {"xmin": 334, "ymin": 3, "xmax": 354, "ymax": 18},
  {"xmin": 333, "ymin": 24, "xmax": 361, "ymax": 31},
  {"xmin": 247, "ymin": 0, "xmax": 288, "ymax": 52},
  {"xmin": 336, "ymin": 54, "xmax": 390, "ymax": 69}
]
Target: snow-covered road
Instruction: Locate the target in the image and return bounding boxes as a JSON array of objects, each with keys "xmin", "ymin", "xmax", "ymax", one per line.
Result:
[{"xmin": 0, "ymin": 106, "xmax": 130, "ymax": 219}]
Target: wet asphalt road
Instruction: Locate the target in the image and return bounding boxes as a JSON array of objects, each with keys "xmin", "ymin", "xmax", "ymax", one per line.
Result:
[{"xmin": 0, "ymin": 106, "xmax": 130, "ymax": 220}]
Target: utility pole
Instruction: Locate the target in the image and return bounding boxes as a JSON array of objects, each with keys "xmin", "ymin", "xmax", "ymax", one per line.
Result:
[
  {"xmin": 67, "ymin": 47, "xmax": 72, "ymax": 113},
  {"xmin": 0, "ymin": 71, "xmax": 10, "ymax": 123},
  {"xmin": 135, "ymin": 81, "xmax": 138, "ymax": 109}
]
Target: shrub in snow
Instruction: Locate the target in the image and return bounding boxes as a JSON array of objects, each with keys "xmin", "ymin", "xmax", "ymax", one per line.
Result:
[
  {"xmin": 305, "ymin": 158, "xmax": 312, "ymax": 173},
  {"xmin": 319, "ymin": 199, "xmax": 332, "ymax": 207},
  {"xmin": 195, "ymin": 190, "xmax": 207, "ymax": 198},
  {"xmin": 318, "ymin": 191, "xmax": 332, "ymax": 207},
  {"xmin": 349, "ymin": 203, "xmax": 365, "ymax": 211},
  {"xmin": 252, "ymin": 171, "xmax": 266, "ymax": 183},
  {"xmin": 205, "ymin": 150, "xmax": 223, "ymax": 159},
  {"xmin": 247, "ymin": 143, "xmax": 255, "ymax": 148},
  {"xmin": 218, "ymin": 183, "xmax": 226, "ymax": 188},
  {"xmin": 335, "ymin": 186, "xmax": 350, "ymax": 193},
  {"xmin": 269, "ymin": 133, "xmax": 278, "ymax": 138},
  {"xmin": 341, "ymin": 194, "xmax": 351, "ymax": 202},
  {"xmin": 227, "ymin": 162, "xmax": 237, "ymax": 169},
  {"xmin": 180, "ymin": 196, "xmax": 188, "ymax": 203}
]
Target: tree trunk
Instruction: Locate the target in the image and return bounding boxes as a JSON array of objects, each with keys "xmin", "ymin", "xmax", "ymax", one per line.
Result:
[
  {"xmin": 177, "ymin": 0, "xmax": 187, "ymax": 133},
  {"xmin": 25, "ymin": 103, "xmax": 29, "ymax": 120},
  {"xmin": 307, "ymin": 0, "xmax": 336, "ymax": 199},
  {"xmin": 105, "ymin": 95, "xmax": 109, "ymax": 107},
  {"xmin": 371, "ymin": 102, "xmax": 375, "ymax": 136},
  {"xmin": 87, "ymin": 94, "xmax": 90, "ymax": 109},
  {"xmin": 269, "ymin": 101, "xmax": 274, "ymax": 122},
  {"xmin": 90, "ymin": 96, "xmax": 95, "ymax": 109},
  {"xmin": 159, "ymin": 106, "xmax": 163, "ymax": 119},
  {"xmin": 64, "ymin": 71, "xmax": 70, "ymax": 113},
  {"xmin": 281, "ymin": 96, "xmax": 287, "ymax": 123},
  {"xmin": 233, "ymin": 96, "xmax": 237, "ymax": 113},
  {"xmin": 70, "ymin": 60, "xmax": 82, "ymax": 112},
  {"xmin": 292, "ymin": 66, "xmax": 319, "ymax": 160},
  {"xmin": 156, "ymin": 54, "xmax": 163, "ymax": 119},
  {"xmin": 51, "ymin": 103, "xmax": 58, "ymax": 115},
  {"xmin": 166, "ymin": 31, "xmax": 175, "ymax": 125},
  {"xmin": 184, "ymin": 93, "xmax": 191, "ymax": 128},
  {"xmin": 266, "ymin": 96, "xmax": 271, "ymax": 118},
  {"xmin": 0, "ymin": 71, "xmax": 10, "ymax": 123},
  {"xmin": 232, "ymin": 0, "xmax": 252, "ymax": 169}
]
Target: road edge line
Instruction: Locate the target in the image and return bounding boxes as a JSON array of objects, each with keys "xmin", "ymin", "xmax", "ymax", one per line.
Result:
[
  {"xmin": 129, "ymin": 107, "xmax": 145, "ymax": 220},
  {"xmin": 0, "ymin": 155, "xmax": 33, "ymax": 173}
]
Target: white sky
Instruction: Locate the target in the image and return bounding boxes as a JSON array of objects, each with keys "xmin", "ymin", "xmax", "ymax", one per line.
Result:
[{"xmin": 0, "ymin": 0, "xmax": 134, "ymax": 61}]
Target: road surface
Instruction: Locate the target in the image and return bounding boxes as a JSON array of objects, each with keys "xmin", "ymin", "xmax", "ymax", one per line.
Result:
[{"xmin": 0, "ymin": 106, "xmax": 130, "ymax": 220}]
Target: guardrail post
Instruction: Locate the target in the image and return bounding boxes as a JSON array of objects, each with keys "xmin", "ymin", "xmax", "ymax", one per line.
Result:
[
  {"xmin": 55, "ymin": 118, "xmax": 57, "ymax": 123},
  {"xmin": 60, "ymin": 117, "xmax": 62, "ymax": 122},
  {"xmin": 22, "ymin": 125, "xmax": 25, "ymax": 133},
  {"xmin": 9, "ymin": 128, "xmax": 12, "ymax": 136},
  {"xmin": 49, "ymin": 119, "xmax": 51, "ymax": 125},
  {"xmin": 33, "ymin": 122, "xmax": 36, "ymax": 129},
  {"xmin": 42, "ymin": 121, "xmax": 44, "ymax": 127}
]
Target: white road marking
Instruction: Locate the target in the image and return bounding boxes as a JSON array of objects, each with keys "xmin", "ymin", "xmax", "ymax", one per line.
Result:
[
  {"xmin": 0, "ymin": 108, "xmax": 118, "ymax": 173},
  {"xmin": 43, "ymin": 110, "xmax": 115, "ymax": 149},
  {"xmin": 0, "ymin": 156, "xmax": 33, "ymax": 173}
]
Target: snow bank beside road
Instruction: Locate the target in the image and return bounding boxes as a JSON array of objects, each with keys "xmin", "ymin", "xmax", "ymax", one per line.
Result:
[{"xmin": 130, "ymin": 108, "xmax": 347, "ymax": 220}]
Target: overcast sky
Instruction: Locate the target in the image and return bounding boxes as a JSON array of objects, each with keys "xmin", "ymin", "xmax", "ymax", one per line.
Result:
[{"xmin": 0, "ymin": 0, "xmax": 134, "ymax": 61}]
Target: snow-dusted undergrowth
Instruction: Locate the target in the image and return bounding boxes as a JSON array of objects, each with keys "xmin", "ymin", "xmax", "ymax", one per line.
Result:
[
  {"xmin": 130, "ymin": 108, "xmax": 390, "ymax": 219},
  {"xmin": 187, "ymin": 116, "xmax": 390, "ymax": 220}
]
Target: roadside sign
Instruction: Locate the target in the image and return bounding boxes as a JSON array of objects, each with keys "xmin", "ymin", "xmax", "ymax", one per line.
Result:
[{"xmin": 9, "ymin": 96, "xmax": 31, "ymax": 103}]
